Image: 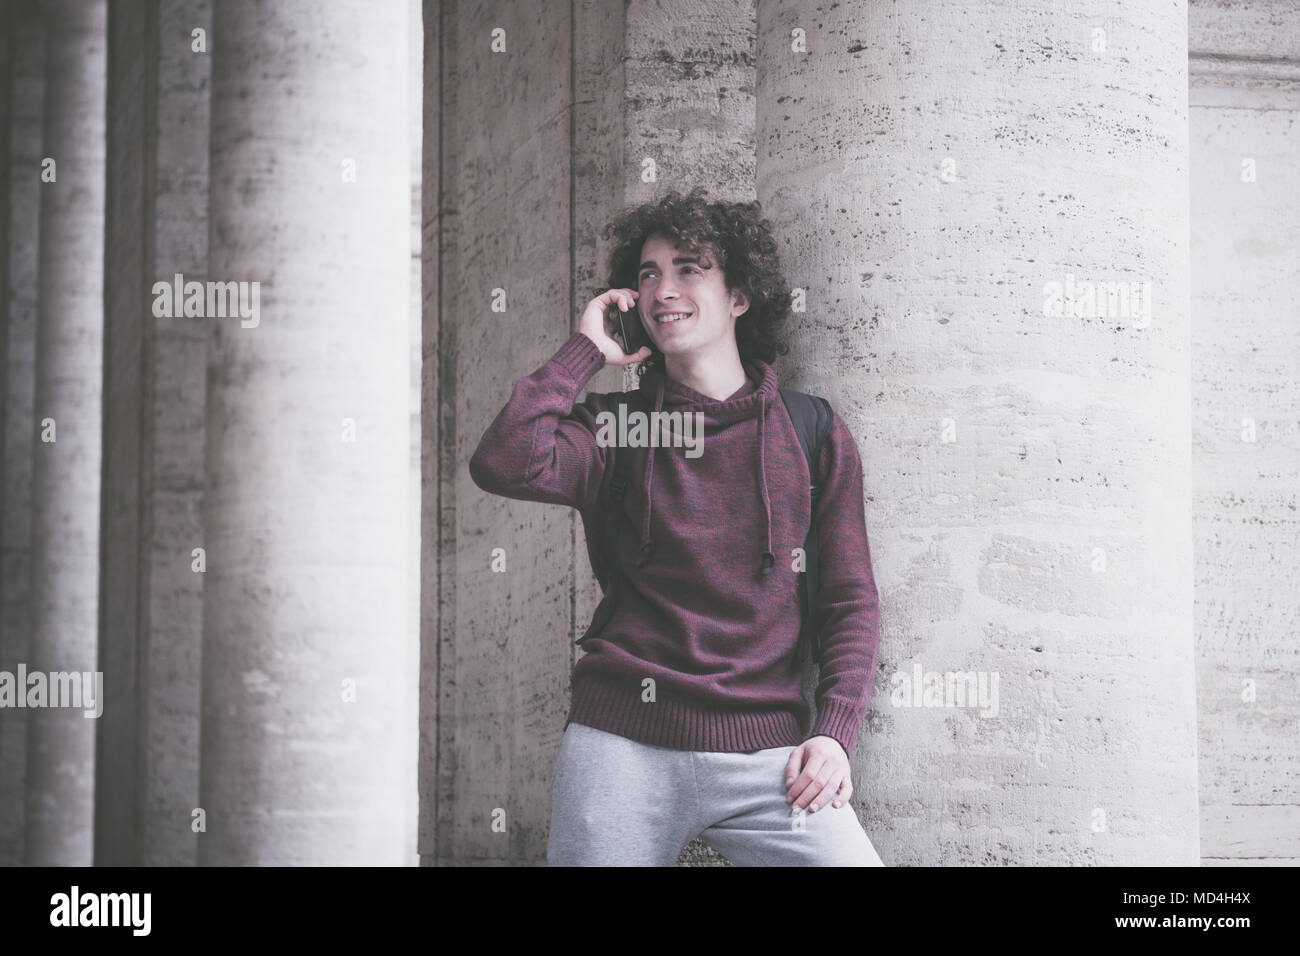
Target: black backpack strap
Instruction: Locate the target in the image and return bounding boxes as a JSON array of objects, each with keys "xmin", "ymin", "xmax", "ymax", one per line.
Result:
[
  {"xmin": 575, "ymin": 388, "xmax": 646, "ymax": 647},
  {"xmin": 779, "ymin": 388, "xmax": 834, "ymax": 663}
]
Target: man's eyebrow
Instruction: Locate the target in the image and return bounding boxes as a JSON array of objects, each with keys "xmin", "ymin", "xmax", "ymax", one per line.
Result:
[{"xmin": 638, "ymin": 256, "xmax": 711, "ymax": 272}]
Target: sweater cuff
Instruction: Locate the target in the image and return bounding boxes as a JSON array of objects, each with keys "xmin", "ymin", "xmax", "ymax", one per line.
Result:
[
  {"xmin": 805, "ymin": 698, "xmax": 865, "ymax": 757},
  {"xmin": 551, "ymin": 331, "xmax": 607, "ymax": 383}
]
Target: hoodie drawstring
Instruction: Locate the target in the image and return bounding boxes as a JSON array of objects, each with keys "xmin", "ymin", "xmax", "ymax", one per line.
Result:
[
  {"xmin": 636, "ymin": 373, "xmax": 664, "ymax": 567},
  {"xmin": 757, "ymin": 390, "xmax": 775, "ymax": 575}
]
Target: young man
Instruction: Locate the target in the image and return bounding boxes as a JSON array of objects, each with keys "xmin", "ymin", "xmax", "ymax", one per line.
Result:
[{"xmin": 469, "ymin": 190, "xmax": 884, "ymax": 866}]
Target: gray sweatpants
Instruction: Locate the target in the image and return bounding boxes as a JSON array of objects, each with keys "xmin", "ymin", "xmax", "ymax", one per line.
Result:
[{"xmin": 547, "ymin": 721, "xmax": 886, "ymax": 866}]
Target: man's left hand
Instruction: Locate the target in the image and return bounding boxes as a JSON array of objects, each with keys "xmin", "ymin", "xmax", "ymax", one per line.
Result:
[{"xmin": 784, "ymin": 735, "xmax": 852, "ymax": 813}]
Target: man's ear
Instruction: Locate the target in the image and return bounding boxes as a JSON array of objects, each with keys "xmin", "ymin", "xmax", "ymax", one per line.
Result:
[{"xmin": 731, "ymin": 289, "xmax": 751, "ymax": 318}]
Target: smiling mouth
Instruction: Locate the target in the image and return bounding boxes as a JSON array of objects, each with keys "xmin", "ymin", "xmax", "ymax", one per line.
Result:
[{"xmin": 654, "ymin": 312, "xmax": 691, "ymax": 323}]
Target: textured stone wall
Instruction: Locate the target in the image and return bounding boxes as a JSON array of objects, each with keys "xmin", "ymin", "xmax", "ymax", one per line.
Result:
[{"xmin": 1189, "ymin": 0, "xmax": 1300, "ymax": 866}]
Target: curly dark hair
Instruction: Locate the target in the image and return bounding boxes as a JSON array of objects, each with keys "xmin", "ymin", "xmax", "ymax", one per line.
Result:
[{"xmin": 600, "ymin": 187, "xmax": 791, "ymax": 377}]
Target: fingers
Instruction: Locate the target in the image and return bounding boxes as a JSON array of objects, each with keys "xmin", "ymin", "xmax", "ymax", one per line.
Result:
[
  {"xmin": 596, "ymin": 289, "xmax": 638, "ymax": 329},
  {"xmin": 785, "ymin": 743, "xmax": 854, "ymax": 813},
  {"xmin": 612, "ymin": 349, "xmax": 649, "ymax": 366},
  {"xmin": 787, "ymin": 754, "xmax": 831, "ymax": 812},
  {"xmin": 610, "ymin": 288, "xmax": 638, "ymax": 311},
  {"xmin": 594, "ymin": 289, "xmax": 649, "ymax": 366},
  {"xmin": 606, "ymin": 345, "xmax": 651, "ymax": 367},
  {"xmin": 783, "ymin": 747, "xmax": 803, "ymax": 790},
  {"xmin": 784, "ymin": 746, "xmax": 809, "ymax": 805},
  {"xmin": 805, "ymin": 775, "xmax": 841, "ymax": 814}
]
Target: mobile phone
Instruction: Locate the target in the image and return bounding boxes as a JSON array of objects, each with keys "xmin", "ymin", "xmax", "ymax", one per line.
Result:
[{"xmin": 611, "ymin": 300, "xmax": 652, "ymax": 355}]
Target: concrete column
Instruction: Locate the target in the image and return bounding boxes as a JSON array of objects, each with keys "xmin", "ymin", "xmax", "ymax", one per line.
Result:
[
  {"xmin": 0, "ymin": 0, "xmax": 11, "ymax": 863},
  {"xmin": 24, "ymin": 0, "xmax": 107, "ymax": 866},
  {"xmin": 1189, "ymin": 0, "xmax": 1300, "ymax": 865},
  {"xmin": 201, "ymin": 0, "xmax": 411, "ymax": 864},
  {"xmin": 0, "ymin": 0, "xmax": 42, "ymax": 871},
  {"xmin": 0, "ymin": 0, "xmax": 10, "ymax": 449},
  {"xmin": 417, "ymin": 0, "xmax": 440, "ymax": 867},
  {"xmin": 405, "ymin": 0, "xmax": 423, "ymax": 867},
  {"xmin": 757, "ymin": 0, "xmax": 1199, "ymax": 864},
  {"xmin": 96, "ymin": 0, "xmax": 210, "ymax": 866},
  {"xmin": 424, "ymin": 0, "xmax": 584, "ymax": 865}
]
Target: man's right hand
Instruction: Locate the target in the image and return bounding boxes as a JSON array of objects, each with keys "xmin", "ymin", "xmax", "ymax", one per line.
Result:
[{"xmin": 579, "ymin": 289, "xmax": 652, "ymax": 366}]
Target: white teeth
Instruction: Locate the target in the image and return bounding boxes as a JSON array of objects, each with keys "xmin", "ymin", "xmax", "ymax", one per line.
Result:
[{"xmin": 656, "ymin": 313, "xmax": 689, "ymax": 323}]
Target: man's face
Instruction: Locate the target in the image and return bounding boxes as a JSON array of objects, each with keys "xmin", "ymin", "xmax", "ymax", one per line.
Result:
[{"xmin": 635, "ymin": 234, "xmax": 749, "ymax": 361}]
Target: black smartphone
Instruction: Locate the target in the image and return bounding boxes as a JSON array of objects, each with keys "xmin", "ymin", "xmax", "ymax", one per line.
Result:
[{"xmin": 610, "ymin": 300, "xmax": 652, "ymax": 355}]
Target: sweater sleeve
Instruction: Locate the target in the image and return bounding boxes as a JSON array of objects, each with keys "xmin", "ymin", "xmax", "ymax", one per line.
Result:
[
  {"xmin": 802, "ymin": 412, "xmax": 881, "ymax": 757},
  {"xmin": 467, "ymin": 331, "xmax": 611, "ymax": 510}
]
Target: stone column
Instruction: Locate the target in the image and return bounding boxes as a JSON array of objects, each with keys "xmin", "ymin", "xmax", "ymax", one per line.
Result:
[
  {"xmin": 95, "ymin": 0, "xmax": 211, "ymax": 866},
  {"xmin": 200, "ymin": 0, "xmax": 411, "ymax": 864},
  {"xmin": 417, "ymin": 0, "xmax": 440, "ymax": 867},
  {"xmin": 0, "ymin": 0, "xmax": 43, "ymax": 871},
  {"xmin": 756, "ymin": 0, "xmax": 1199, "ymax": 864},
  {"xmin": 0, "ymin": 0, "xmax": 9, "ymax": 453},
  {"xmin": 404, "ymin": 0, "xmax": 423, "ymax": 867},
  {"xmin": 1188, "ymin": 0, "xmax": 1300, "ymax": 864},
  {"xmin": 24, "ymin": 0, "xmax": 107, "ymax": 866}
]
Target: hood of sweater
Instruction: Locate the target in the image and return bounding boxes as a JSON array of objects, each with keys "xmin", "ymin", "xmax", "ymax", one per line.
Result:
[{"xmin": 631, "ymin": 356, "xmax": 781, "ymax": 578}]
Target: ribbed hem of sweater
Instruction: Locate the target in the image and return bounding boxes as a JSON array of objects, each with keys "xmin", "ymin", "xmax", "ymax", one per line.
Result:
[
  {"xmin": 552, "ymin": 330, "xmax": 607, "ymax": 382},
  {"xmin": 805, "ymin": 697, "xmax": 867, "ymax": 758},
  {"xmin": 566, "ymin": 670, "xmax": 805, "ymax": 753}
]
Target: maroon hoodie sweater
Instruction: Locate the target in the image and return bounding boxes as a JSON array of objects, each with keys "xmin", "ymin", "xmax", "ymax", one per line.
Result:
[{"xmin": 468, "ymin": 330, "xmax": 881, "ymax": 755}]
